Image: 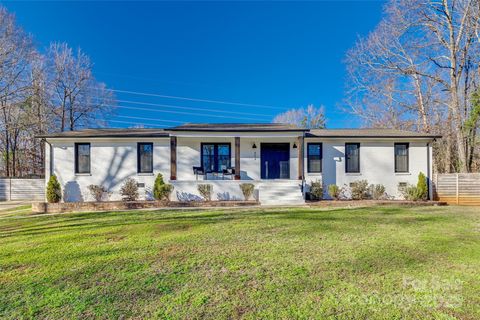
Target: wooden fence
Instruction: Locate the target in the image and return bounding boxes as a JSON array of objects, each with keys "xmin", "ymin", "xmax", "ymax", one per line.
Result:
[
  {"xmin": 0, "ymin": 179, "xmax": 45, "ymax": 201},
  {"xmin": 433, "ymin": 173, "xmax": 480, "ymax": 205}
]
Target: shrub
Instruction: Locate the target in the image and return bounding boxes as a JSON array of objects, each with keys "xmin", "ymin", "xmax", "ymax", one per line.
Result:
[
  {"xmin": 46, "ymin": 175, "xmax": 61, "ymax": 203},
  {"xmin": 239, "ymin": 183, "xmax": 255, "ymax": 201},
  {"xmin": 327, "ymin": 184, "xmax": 340, "ymax": 200},
  {"xmin": 120, "ymin": 178, "xmax": 139, "ymax": 201},
  {"xmin": 370, "ymin": 184, "xmax": 386, "ymax": 200},
  {"xmin": 87, "ymin": 185, "xmax": 107, "ymax": 202},
  {"xmin": 309, "ymin": 180, "xmax": 323, "ymax": 200},
  {"xmin": 416, "ymin": 172, "xmax": 428, "ymax": 200},
  {"xmin": 350, "ymin": 180, "xmax": 370, "ymax": 200},
  {"xmin": 153, "ymin": 173, "xmax": 174, "ymax": 201},
  {"xmin": 198, "ymin": 184, "xmax": 213, "ymax": 201},
  {"xmin": 401, "ymin": 184, "xmax": 419, "ymax": 201},
  {"xmin": 401, "ymin": 172, "xmax": 429, "ymax": 201}
]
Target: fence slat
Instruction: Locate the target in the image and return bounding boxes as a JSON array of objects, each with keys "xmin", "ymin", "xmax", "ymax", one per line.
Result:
[
  {"xmin": 434, "ymin": 173, "xmax": 480, "ymax": 205},
  {"xmin": 0, "ymin": 179, "xmax": 45, "ymax": 201}
]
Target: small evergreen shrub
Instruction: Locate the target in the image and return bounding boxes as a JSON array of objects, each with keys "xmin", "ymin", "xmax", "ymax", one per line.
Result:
[
  {"xmin": 400, "ymin": 172, "xmax": 428, "ymax": 201},
  {"xmin": 46, "ymin": 175, "xmax": 61, "ymax": 203},
  {"xmin": 198, "ymin": 184, "xmax": 213, "ymax": 201},
  {"xmin": 87, "ymin": 184, "xmax": 107, "ymax": 202},
  {"xmin": 309, "ymin": 180, "xmax": 323, "ymax": 200},
  {"xmin": 120, "ymin": 178, "xmax": 139, "ymax": 201},
  {"xmin": 328, "ymin": 184, "xmax": 340, "ymax": 200},
  {"xmin": 153, "ymin": 173, "xmax": 174, "ymax": 201},
  {"xmin": 239, "ymin": 183, "xmax": 255, "ymax": 201},
  {"xmin": 416, "ymin": 172, "xmax": 428, "ymax": 200},
  {"xmin": 370, "ymin": 184, "xmax": 386, "ymax": 200},
  {"xmin": 350, "ymin": 180, "xmax": 370, "ymax": 200}
]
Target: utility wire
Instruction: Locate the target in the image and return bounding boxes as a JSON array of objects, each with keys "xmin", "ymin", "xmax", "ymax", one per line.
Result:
[
  {"xmin": 116, "ymin": 115, "xmax": 184, "ymax": 124},
  {"xmin": 106, "ymin": 104, "xmax": 266, "ymax": 121},
  {"xmin": 115, "ymin": 99, "xmax": 272, "ymax": 117},
  {"xmin": 106, "ymin": 88, "xmax": 284, "ymax": 110}
]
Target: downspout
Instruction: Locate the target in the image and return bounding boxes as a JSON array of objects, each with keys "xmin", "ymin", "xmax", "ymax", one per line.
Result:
[
  {"xmin": 427, "ymin": 141, "xmax": 431, "ymax": 200},
  {"xmin": 41, "ymin": 138, "xmax": 53, "ymax": 179}
]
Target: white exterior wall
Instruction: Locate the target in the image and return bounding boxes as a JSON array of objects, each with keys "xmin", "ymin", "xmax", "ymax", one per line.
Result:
[
  {"xmin": 304, "ymin": 139, "xmax": 432, "ymax": 199},
  {"xmin": 45, "ymin": 133, "xmax": 433, "ymax": 203},
  {"xmin": 48, "ymin": 138, "xmax": 169, "ymax": 202}
]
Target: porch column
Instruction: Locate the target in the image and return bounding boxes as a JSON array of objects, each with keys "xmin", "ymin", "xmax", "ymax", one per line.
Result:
[
  {"xmin": 235, "ymin": 137, "xmax": 241, "ymax": 180},
  {"xmin": 298, "ymin": 135, "xmax": 304, "ymax": 180},
  {"xmin": 170, "ymin": 136, "xmax": 177, "ymax": 180}
]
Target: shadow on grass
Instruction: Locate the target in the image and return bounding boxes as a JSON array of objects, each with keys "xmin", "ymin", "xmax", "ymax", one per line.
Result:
[{"xmin": 0, "ymin": 206, "xmax": 454, "ymax": 239}]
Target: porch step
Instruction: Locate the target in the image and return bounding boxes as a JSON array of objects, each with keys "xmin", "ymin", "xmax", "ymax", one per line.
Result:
[{"xmin": 259, "ymin": 181, "xmax": 305, "ymax": 206}]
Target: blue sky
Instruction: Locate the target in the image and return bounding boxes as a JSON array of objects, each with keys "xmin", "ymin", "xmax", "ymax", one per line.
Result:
[{"xmin": 3, "ymin": 1, "xmax": 384, "ymax": 128}]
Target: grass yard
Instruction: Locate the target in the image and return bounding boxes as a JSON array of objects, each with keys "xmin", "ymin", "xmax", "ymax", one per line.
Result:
[{"xmin": 1, "ymin": 206, "xmax": 480, "ymax": 319}]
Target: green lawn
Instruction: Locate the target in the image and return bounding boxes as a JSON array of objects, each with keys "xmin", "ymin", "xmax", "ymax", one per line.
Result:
[{"xmin": 1, "ymin": 206, "xmax": 479, "ymax": 319}]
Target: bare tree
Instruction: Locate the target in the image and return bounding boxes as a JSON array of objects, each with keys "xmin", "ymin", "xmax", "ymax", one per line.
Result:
[
  {"xmin": 273, "ymin": 104, "xmax": 326, "ymax": 129},
  {"xmin": 0, "ymin": 7, "xmax": 35, "ymax": 177},
  {"xmin": 47, "ymin": 42, "xmax": 114, "ymax": 131},
  {"xmin": 345, "ymin": 0, "xmax": 480, "ymax": 172}
]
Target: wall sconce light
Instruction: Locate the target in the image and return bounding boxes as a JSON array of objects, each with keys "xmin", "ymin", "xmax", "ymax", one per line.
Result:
[
  {"xmin": 252, "ymin": 143, "xmax": 257, "ymax": 160},
  {"xmin": 252, "ymin": 143, "xmax": 257, "ymax": 149},
  {"xmin": 293, "ymin": 143, "xmax": 297, "ymax": 149}
]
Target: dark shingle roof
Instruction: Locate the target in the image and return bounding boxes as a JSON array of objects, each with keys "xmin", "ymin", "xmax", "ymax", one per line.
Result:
[
  {"xmin": 168, "ymin": 123, "xmax": 307, "ymax": 132},
  {"xmin": 307, "ymin": 128, "xmax": 441, "ymax": 139},
  {"xmin": 36, "ymin": 128, "xmax": 168, "ymax": 139}
]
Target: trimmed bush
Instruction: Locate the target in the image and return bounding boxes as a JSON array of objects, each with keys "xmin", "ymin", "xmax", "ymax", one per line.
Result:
[
  {"xmin": 401, "ymin": 172, "xmax": 429, "ymax": 201},
  {"xmin": 239, "ymin": 183, "xmax": 255, "ymax": 201},
  {"xmin": 198, "ymin": 184, "xmax": 213, "ymax": 201},
  {"xmin": 120, "ymin": 178, "xmax": 139, "ymax": 201},
  {"xmin": 87, "ymin": 185, "xmax": 107, "ymax": 202},
  {"xmin": 327, "ymin": 184, "xmax": 340, "ymax": 200},
  {"xmin": 153, "ymin": 173, "xmax": 174, "ymax": 201},
  {"xmin": 370, "ymin": 184, "xmax": 386, "ymax": 200},
  {"xmin": 46, "ymin": 175, "xmax": 61, "ymax": 203},
  {"xmin": 416, "ymin": 172, "xmax": 428, "ymax": 200},
  {"xmin": 309, "ymin": 180, "xmax": 323, "ymax": 200},
  {"xmin": 350, "ymin": 180, "xmax": 370, "ymax": 200}
]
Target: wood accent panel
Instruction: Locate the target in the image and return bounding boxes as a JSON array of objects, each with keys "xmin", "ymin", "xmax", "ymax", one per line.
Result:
[
  {"xmin": 297, "ymin": 136, "xmax": 304, "ymax": 180},
  {"xmin": 170, "ymin": 136, "xmax": 177, "ymax": 180},
  {"xmin": 434, "ymin": 173, "xmax": 480, "ymax": 205},
  {"xmin": 235, "ymin": 137, "xmax": 241, "ymax": 180}
]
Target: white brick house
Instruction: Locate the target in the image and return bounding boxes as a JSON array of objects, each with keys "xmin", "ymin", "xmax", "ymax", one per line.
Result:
[{"xmin": 38, "ymin": 123, "xmax": 440, "ymax": 205}]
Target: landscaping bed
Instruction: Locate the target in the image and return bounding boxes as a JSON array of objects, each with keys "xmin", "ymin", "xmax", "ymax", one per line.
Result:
[
  {"xmin": 306, "ymin": 199, "xmax": 447, "ymax": 207},
  {"xmin": 32, "ymin": 200, "xmax": 259, "ymax": 214}
]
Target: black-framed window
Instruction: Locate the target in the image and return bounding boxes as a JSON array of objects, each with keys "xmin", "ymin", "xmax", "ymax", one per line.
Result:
[
  {"xmin": 394, "ymin": 143, "xmax": 409, "ymax": 173},
  {"xmin": 345, "ymin": 143, "xmax": 360, "ymax": 173},
  {"xmin": 137, "ymin": 143, "xmax": 153, "ymax": 173},
  {"xmin": 307, "ymin": 143, "xmax": 322, "ymax": 173},
  {"xmin": 201, "ymin": 143, "xmax": 231, "ymax": 173},
  {"xmin": 75, "ymin": 143, "xmax": 90, "ymax": 174}
]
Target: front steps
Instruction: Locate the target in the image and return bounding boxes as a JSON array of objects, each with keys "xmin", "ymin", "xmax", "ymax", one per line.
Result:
[{"xmin": 259, "ymin": 180, "xmax": 305, "ymax": 206}]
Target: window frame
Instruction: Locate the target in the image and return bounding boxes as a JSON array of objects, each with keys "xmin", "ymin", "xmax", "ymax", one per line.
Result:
[
  {"xmin": 200, "ymin": 142, "xmax": 231, "ymax": 173},
  {"xmin": 137, "ymin": 142, "xmax": 154, "ymax": 174},
  {"xmin": 394, "ymin": 143, "xmax": 409, "ymax": 173},
  {"xmin": 345, "ymin": 143, "xmax": 360, "ymax": 173},
  {"xmin": 307, "ymin": 143, "xmax": 323, "ymax": 173},
  {"xmin": 74, "ymin": 142, "xmax": 91, "ymax": 174}
]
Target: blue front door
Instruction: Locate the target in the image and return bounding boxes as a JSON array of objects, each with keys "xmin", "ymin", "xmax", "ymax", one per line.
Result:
[{"xmin": 260, "ymin": 143, "xmax": 290, "ymax": 179}]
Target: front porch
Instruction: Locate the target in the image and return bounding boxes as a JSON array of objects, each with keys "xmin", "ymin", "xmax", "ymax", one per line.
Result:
[
  {"xmin": 169, "ymin": 134, "xmax": 305, "ymax": 181},
  {"xmin": 169, "ymin": 179, "xmax": 305, "ymax": 205}
]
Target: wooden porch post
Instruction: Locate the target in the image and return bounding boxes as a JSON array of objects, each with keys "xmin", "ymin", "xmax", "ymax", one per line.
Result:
[
  {"xmin": 170, "ymin": 136, "xmax": 177, "ymax": 180},
  {"xmin": 235, "ymin": 137, "xmax": 241, "ymax": 180},
  {"xmin": 298, "ymin": 135, "xmax": 304, "ymax": 180}
]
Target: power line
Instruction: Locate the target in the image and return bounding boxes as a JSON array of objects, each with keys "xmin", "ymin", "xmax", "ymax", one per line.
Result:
[
  {"xmin": 107, "ymin": 104, "xmax": 266, "ymax": 121},
  {"xmin": 107, "ymin": 120, "xmax": 167, "ymax": 128},
  {"xmin": 106, "ymin": 88, "xmax": 284, "ymax": 110},
  {"xmin": 116, "ymin": 99, "xmax": 272, "ymax": 117},
  {"xmin": 116, "ymin": 115, "xmax": 184, "ymax": 124}
]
